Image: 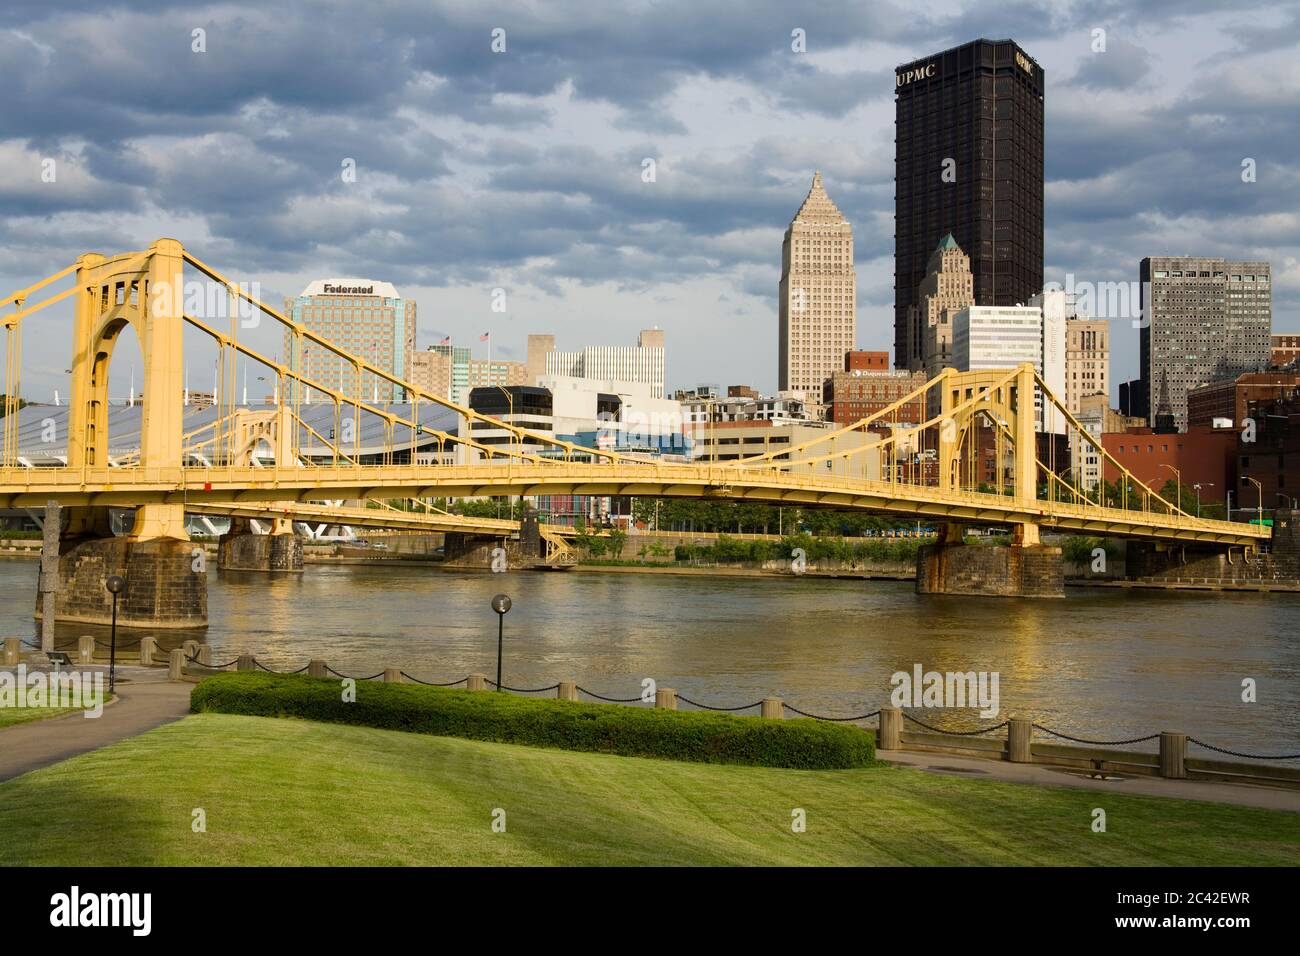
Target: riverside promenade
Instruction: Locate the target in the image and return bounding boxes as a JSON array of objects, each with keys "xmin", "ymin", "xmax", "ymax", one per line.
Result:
[
  {"xmin": 0, "ymin": 660, "xmax": 1297, "ymax": 813},
  {"xmin": 0, "ymin": 667, "xmax": 191, "ymax": 782},
  {"xmin": 877, "ymin": 748, "xmax": 1300, "ymax": 812}
]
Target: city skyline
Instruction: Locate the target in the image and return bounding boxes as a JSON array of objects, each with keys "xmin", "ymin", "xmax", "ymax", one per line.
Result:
[{"xmin": 2, "ymin": 1, "xmax": 1298, "ymax": 403}]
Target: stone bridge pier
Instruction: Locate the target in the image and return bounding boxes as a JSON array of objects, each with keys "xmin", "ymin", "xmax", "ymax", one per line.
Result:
[
  {"xmin": 443, "ymin": 508, "xmax": 540, "ymax": 570},
  {"xmin": 218, "ymin": 516, "xmax": 304, "ymax": 572},
  {"xmin": 36, "ymin": 503, "xmax": 208, "ymax": 631},
  {"xmin": 915, "ymin": 522, "xmax": 1064, "ymax": 598}
]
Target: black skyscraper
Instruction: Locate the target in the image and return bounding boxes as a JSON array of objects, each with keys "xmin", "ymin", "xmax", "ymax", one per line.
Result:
[{"xmin": 894, "ymin": 39, "xmax": 1045, "ymax": 371}]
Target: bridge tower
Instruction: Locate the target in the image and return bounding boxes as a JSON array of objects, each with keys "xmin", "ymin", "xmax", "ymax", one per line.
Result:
[
  {"xmin": 40, "ymin": 239, "xmax": 207, "ymax": 629},
  {"xmin": 916, "ymin": 364, "xmax": 1064, "ymax": 598}
]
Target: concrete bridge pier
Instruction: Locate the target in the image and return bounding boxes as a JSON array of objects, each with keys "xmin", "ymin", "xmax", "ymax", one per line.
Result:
[
  {"xmin": 442, "ymin": 506, "xmax": 549, "ymax": 569},
  {"xmin": 218, "ymin": 516, "xmax": 305, "ymax": 572},
  {"xmin": 36, "ymin": 503, "xmax": 209, "ymax": 629},
  {"xmin": 916, "ymin": 521, "xmax": 1064, "ymax": 598}
]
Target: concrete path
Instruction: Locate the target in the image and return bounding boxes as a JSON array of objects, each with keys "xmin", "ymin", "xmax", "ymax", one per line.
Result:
[
  {"xmin": 0, "ymin": 677, "xmax": 193, "ymax": 783},
  {"xmin": 879, "ymin": 748, "xmax": 1300, "ymax": 812}
]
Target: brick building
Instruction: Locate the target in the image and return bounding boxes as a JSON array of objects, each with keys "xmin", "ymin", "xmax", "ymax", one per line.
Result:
[
  {"xmin": 845, "ymin": 350, "xmax": 890, "ymax": 372},
  {"xmin": 1186, "ymin": 372, "xmax": 1300, "ymax": 428},
  {"xmin": 1101, "ymin": 426, "xmax": 1236, "ymax": 504},
  {"xmin": 823, "ymin": 367, "xmax": 928, "ymax": 426},
  {"xmin": 1238, "ymin": 393, "xmax": 1300, "ymax": 514},
  {"xmin": 1272, "ymin": 333, "xmax": 1300, "ymax": 369}
]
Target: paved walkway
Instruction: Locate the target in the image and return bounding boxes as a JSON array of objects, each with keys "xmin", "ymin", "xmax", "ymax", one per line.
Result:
[
  {"xmin": 0, "ymin": 676, "xmax": 193, "ymax": 783},
  {"xmin": 879, "ymin": 748, "xmax": 1300, "ymax": 812}
]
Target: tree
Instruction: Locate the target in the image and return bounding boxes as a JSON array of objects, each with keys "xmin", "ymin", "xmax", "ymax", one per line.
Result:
[{"xmin": 631, "ymin": 497, "xmax": 657, "ymax": 529}]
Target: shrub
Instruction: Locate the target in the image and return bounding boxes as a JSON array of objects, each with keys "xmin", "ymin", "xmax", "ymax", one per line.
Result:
[
  {"xmin": 1060, "ymin": 535, "xmax": 1121, "ymax": 564},
  {"xmin": 191, "ymin": 673, "xmax": 876, "ymax": 770}
]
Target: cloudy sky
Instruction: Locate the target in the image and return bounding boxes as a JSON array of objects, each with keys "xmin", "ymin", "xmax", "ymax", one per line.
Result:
[{"xmin": 3, "ymin": 0, "xmax": 1298, "ymax": 403}]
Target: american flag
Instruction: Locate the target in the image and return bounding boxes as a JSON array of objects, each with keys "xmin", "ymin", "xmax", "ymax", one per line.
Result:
[
  {"xmin": 479, "ymin": 332, "xmax": 490, "ymax": 342},
  {"xmin": 439, "ymin": 335, "xmax": 451, "ymax": 345}
]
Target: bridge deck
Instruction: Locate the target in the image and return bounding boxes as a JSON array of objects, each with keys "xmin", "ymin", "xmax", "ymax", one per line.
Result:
[{"xmin": 0, "ymin": 463, "xmax": 1268, "ymax": 548}]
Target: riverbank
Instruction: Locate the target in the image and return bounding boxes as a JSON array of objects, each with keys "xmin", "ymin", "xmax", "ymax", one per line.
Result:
[
  {"xmin": 570, "ymin": 561, "xmax": 913, "ymax": 580},
  {"xmin": 2, "ymin": 712, "xmax": 1296, "ymax": 865}
]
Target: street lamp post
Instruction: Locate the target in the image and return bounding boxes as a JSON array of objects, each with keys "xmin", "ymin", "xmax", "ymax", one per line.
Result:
[
  {"xmin": 1192, "ymin": 482, "xmax": 1214, "ymax": 518},
  {"xmin": 104, "ymin": 575, "xmax": 126, "ymax": 693},
  {"xmin": 490, "ymin": 593, "xmax": 511, "ymax": 691},
  {"xmin": 495, "ymin": 385, "xmax": 516, "ymax": 517},
  {"xmin": 1244, "ymin": 476, "xmax": 1264, "ymax": 526},
  {"xmin": 1159, "ymin": 463, "xmax": 1181, "ymax": 516}
]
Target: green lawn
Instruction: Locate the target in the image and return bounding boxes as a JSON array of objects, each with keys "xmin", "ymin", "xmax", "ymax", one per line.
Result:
[{"xmin": 1, "ymin": 713, "xmax": 1296, "ymax": 866}]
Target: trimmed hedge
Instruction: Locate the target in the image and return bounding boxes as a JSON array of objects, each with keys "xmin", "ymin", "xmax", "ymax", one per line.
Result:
[{"xmin": 190, "ymin": 673, "xmax": 876, "ymax": 770}]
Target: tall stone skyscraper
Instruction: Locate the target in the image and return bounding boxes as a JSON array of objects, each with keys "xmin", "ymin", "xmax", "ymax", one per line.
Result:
[
  {"xmin": 894, "ymin": 39, "xmax": 1045, "ymax": 370},
  {"xmin": 779, "ymin": 172, "xmax": 856, "ymax": 403},
  {"xmin": 914, "ymin": 233, "xmax": 975, "ymax": 378}
]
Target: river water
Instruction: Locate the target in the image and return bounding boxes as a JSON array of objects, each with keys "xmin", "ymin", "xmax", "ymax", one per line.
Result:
[{"xmin": 3, "ymin": 557, "xmax": 1298, "ymax": 759}]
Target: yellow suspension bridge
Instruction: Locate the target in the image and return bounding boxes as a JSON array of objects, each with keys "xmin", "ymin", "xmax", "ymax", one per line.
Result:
[{"xmin": 0, "ymin": 239, "xmax": 1271, "ymax": 626}]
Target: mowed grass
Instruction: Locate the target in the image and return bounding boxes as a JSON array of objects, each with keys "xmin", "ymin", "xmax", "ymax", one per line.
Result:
[{"xmin": 1, "ymin": 713, "xmax": 1297, "ymax": 866}]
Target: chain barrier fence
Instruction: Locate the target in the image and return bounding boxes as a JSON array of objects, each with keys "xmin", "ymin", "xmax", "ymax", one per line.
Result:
[{"xmin": 6, "ymin": 642, "xmax": 1299, "ymax": 762}]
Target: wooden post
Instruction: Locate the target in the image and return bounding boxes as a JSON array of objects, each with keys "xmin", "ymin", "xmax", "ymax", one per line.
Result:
[
  {"xmin": 168, "ymin": 648, "xmax": 185, "ymax": 681},
  {"xmin": 237, "ymin": 654, "xmax": 256, "ymax": 672},
  {"xmin": 557, "ymin": 681, "xmax": 578, "ymax": 701},
  {"xmin": 78, "ymin": 635, "xmax": 95, "ymax": 664},
  {"xmin": 760, "ymin": 697, "xmax": 784, "ymax": 719},
  {"xmin": 307, "ymin": 659, "xmax": 327, "ymax": 678},
  {"xmin": 654, "ymin": 687, "xmax": 677, "ymax": 710},
  {"xmin": 467, "ymin": 673, "xmax": 487, "ymax": 691},
  {"xmin": 383, "ymin": 668, "xmax": 402, "ymax": 683},
  {"xmin": 139, "ymin": 636, "xmax": 156, "ymax": 666},
  {"xmin": 878, "ymin": 706, "xmax": 901, "ymax": 750},
  {"xmin": 3, "ymin": 637, "xmax": 19, "ymax": 666},
  {"xmin": 1008, "ymin": 717, "xmax": 1033, "ymax": 763},
  {"xmin": 1160, "ymin": 732, "xmax": 1188, "ymax": 779}
]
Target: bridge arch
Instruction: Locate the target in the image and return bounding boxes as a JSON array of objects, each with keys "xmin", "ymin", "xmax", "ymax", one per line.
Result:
[{"xmin": 66, "ymin": 239, "xmax": 188, "ymax": 538}]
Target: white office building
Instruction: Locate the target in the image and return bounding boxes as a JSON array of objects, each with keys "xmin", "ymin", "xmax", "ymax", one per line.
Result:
[
  {"xmin": 530, "ymin": 329, "xmax": 666, "ymax": 398},
  {"xmin": 952, "ymin": 303, "xmax": 1066, "ymax": 434}
]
